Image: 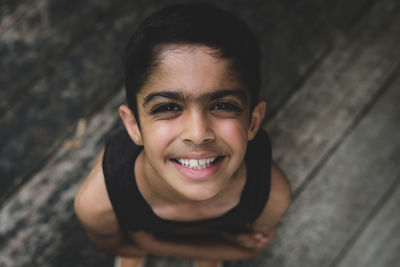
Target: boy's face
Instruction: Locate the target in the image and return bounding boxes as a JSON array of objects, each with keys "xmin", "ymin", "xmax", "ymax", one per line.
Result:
[{"xmin": 123, "ymin": 44, "xmax": 265, "ymax": 202}]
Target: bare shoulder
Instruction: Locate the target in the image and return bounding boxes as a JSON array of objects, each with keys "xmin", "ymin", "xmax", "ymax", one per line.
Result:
[
  {"xmin": 252, "ymin": 161, "xmax": 292, "ymax": 233},
  {"xmin": 74, "ymin": 149, "xmax": 119, "ymax": 235}
]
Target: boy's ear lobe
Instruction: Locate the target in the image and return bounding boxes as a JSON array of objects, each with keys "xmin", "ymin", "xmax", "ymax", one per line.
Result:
[
  {"xmin": 247, "ymin": 100, "xmax": 266, "ymax": 140},
  {"xmin": 119, "ymin": 105, "xmax": 143, "ymax": 146}
]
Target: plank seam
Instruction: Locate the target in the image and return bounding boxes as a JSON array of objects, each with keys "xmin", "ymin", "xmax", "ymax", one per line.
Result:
[
  {"xmin": 0, "ymin": 0, "xmax": 125, "ymax": 118},
  {"xmin": 264, "ymin": 40, "xmax": 335, "ymax": 122},
  {"xmin": 329, "ymin": 172, "xmax": 400, "ymax": 267},
  {"xmin": 265, "ymin": 0, "xmax": 379, "ymax": 123},
  {"xmin": 341, "ymin": 0, "xmax": 380, "ymax": 35},
  {"xmin": 292, "ymin": 63, "xmax": 400, "ymax": 200},
  {"xmin": 0, "ymin": 80, "xmax": 124, "ymax": 208},
  {"xmin": 83, "ymin": 81, "xmax": 125, "ymax": 122},
  {"xmin": 0, "ymin": 0, "xmax": 36, "ymax": 36}
]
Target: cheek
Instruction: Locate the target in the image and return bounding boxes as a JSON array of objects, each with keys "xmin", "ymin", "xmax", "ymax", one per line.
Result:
[
  {"xmin": 142, "ymin": 122, "xmax": 178, "ymax": 153},
  {"xmin": 215, "ymin": 119, "xmax": 248, "ymax": 149}
]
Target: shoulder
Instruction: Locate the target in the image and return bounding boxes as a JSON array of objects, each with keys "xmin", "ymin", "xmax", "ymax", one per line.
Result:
[
  {"xmin": 251, "ymin": 161, "xmax": 291, "ymax": 233},
  {"xmin": 74, "ymin": 149, "xmax": 119, "ymax": 235}
]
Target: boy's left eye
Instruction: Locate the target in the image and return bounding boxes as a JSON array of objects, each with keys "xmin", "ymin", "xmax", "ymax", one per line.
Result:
[
  {"xmin": 210, "ymin": 102, "xmax": 242, "ymax": 113},
  {"xmin": 150, "ymin": 103, "xmax": 182, "ymax": 114}
]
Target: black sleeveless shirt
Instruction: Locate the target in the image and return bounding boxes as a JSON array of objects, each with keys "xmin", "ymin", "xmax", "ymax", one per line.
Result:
[{"xmin": 103, "ymin": 129, "xmax": 271, "ymax": 235}]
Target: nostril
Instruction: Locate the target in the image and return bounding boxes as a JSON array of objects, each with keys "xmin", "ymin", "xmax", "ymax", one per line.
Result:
[
  {"xmin": 183, "ymin": 134, "xmax": 214, "ymax": 144},
  {"xmin": 182, "ymin": 117, "xmax": 215, "ymax": 144},
  {"xmin": 203, "ymin": 137, "xmax": 213, "ymax": 143}
]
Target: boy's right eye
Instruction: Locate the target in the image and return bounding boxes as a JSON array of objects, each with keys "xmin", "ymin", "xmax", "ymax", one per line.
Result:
[{"xmin": 150, "ymin": 103, "xmax": 182, "ymax": 114}]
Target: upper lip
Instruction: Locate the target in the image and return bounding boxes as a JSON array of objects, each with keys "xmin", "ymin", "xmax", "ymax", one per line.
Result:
[{"xmin": 172, "ymin": 152, "xmax": 223, "ymax": 160}]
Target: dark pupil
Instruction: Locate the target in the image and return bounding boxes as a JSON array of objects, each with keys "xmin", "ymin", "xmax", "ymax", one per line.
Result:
[
  {"xmin": 220, "ymin": 103, "xmax": 228, "ymax": 109},
  {"xmin": 216, "ymin": 102, "xmax": 233, "ymax": 110},
  {"xmin": 166, "ymin": 105, "xmax": 177, "ymax": 111}
]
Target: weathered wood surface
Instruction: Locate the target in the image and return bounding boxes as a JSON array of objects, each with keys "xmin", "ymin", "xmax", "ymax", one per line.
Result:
[
  {"xmin": 0, "ymin": 0, "xmax": 141, "ymax": 202},
  {"xmin": 255, "ymin": 65, "xmax": 400, "ymax": 267},
  {"xmin": 265, "ymin": 0, "xmax": 400, "ymax": 191},
  {"xmin": 0, "ymin": 0, "xmax": 123, "ymax": 114},
  {"xmin": 337, "ymin": 179, "xmax": 400, "ymax": 267},
  {"xmin": 0, "ymin": 0, "xmax": 373, "ymax": 114},
  {"xmin": 1, "ymin": 1, "xmax": 37, "ymax": 34},
  {"xmin": 0, "ymin": 91, "xmax": 124, "ymax": 267},
  {"xmin": 216, "ymin": 0, "xmax": 373, "ymax": 115},
  {"xmin": 0, "ymin": 0, "xmax": 371, "ymax": 204},
  {"xmin": 2, "ymin": 0, "xmax": 399, "ymax": 267}
]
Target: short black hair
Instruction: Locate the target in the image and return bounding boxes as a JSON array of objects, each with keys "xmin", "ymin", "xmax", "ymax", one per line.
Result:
[{"xmin": 125, "ymin": 3, "xmax": 261, "ymax": 120}]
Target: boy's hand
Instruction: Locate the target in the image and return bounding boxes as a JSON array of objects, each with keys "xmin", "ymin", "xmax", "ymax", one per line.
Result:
[
  {"xmin": 195, "ymin": 259, "xmax": 222, "ymax": 267},
  {"xmin": 217, "ymin": 231, "xmax": 269, "ymax": 251},
  {"xmin": 116, "ymin": 256, "xmax": 146, "ymax": 267},
  {"xmin": 236, "ymin": 232, "xmax": 268, "ymax": 249},
  {"xmin": 232, "ymin": 232, "xmax": 269, "ymax": 250}
]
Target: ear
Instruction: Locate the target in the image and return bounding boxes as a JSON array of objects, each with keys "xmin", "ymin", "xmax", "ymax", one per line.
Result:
[
  {"xmin": 247, "ymin": 100, "xmax": 266, "ymax": 141},
  {"xmin": 119, "ymin": 105, "xmax": 143, "ymax": 146}
]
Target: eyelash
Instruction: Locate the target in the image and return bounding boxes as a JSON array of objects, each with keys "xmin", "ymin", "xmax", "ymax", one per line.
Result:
[
  {"xmin": 150, "ymin": 102, "xmax": 242, "ymax": 115},
  {"xmin": 150, "ymin": 103, "xmax": 182, "ymax": 114},
  {"xmin": 210, "ymin": 102, "xmax": 242, "ymax": 113}
]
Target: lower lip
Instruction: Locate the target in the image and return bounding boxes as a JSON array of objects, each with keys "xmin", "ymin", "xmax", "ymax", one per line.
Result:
[{"xmin": 171, "ymin": 158, "xmax": 224, "ymax": 181}]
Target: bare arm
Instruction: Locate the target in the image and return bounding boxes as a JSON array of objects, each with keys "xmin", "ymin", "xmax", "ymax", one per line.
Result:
[
  {"xmin": 75, "ymin": 150, "xmax": 290, "ymax": 260},
  {"xmin": 128, "ymin": 230, "xmax": 263, "ymax": 260},
  {"xmin": 214, "ymin": 161, "xmax": 291, "ymax": 253},
  {"xmin": 124, "ymin": 161, "xmax": 291, "ymax": 260},
  {"xmin": 74, "ymin": 150, "xmax": 147, "ymax": 257},
  {"xmin": 244, "ymin": 161, "xmax": 292, "ymax": 251},
  {"xmin": 74, "ymin": 150, "xmax": 255, "ymax": 260}
]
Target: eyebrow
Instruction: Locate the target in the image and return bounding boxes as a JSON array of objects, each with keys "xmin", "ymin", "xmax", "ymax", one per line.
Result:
[
  {"xmin": 143, "ymin": 91, "xmax": 184, "ymax": 106},
  {"xmin": 143, "ymin": 89, "xmax": 248, "ymax": 106}
]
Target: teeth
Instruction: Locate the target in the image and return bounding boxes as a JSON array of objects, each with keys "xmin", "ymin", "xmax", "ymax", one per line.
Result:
[
  {"xmin": 189, "ymin": 159, "xmax": 198, "ymax": 167},
  {"xmin": 177, "ymin": 157, "xmax": 217, "ymax": 170}
]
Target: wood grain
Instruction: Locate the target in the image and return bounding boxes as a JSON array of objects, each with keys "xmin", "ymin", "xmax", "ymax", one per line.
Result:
[
  {"xmin": 214, "ymin": 0, "xmax": 373, "ymax": 115},
  {"xmin": 0, "ymin": 0, "xmax": 37, "ymax": 35},
  {"xmin": 0, "ymin": 91, "xmax": 123, "ymax": 267},
  {"xmin": 0, "ymin": 0, "xmax": 141, "ymax": 203},
  {"xmin": 0, "ymin": 0, "xmax": 122, "ymax": 114},
  {"xmin": 1, "ymin": 0, "xmax": 393, "ymax": 266},
  {"xmin": 250, "ymin": 65, "xmax": 400, "ymax": 267},
  {"xmin": 0, "ymin": 0, "xmax": 372, "ymax": 205},
  {"xmin": 266, "ymin": 0, "xmax": 400, "ymax": 191},
  {"xmin": 337, "ymin": 180, "xmax": 400, "ymax": 267}
]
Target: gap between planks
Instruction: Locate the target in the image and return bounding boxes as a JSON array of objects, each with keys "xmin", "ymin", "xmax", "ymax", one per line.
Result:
[
  {"xmin": 330, "ymin": 174, "xmax": 400, "ymax": 267},
  {"xmin": 258, "ymin": 53, "xmax": 400, "ymax": 267}
]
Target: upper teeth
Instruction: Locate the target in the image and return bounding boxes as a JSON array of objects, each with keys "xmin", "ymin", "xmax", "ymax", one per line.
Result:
[{"xmin": 177, "ymin": 157, "xmax": 216, "ymax": 170}]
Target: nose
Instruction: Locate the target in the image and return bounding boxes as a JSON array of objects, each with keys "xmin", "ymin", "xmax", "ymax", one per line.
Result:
[{"xmin": 182, "ymin": 110, "xmax": 215, "ymax": 145}]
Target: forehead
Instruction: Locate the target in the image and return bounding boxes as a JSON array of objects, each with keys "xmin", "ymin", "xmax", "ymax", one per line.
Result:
[{"xmin": 139, "ymin": 44, "xmax": 245, "ymax": 99}]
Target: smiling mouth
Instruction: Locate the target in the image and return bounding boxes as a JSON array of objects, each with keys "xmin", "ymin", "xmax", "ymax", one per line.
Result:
[{"xmin": 171, "ymin": 156, "xmax": 224, "ymax": 170}]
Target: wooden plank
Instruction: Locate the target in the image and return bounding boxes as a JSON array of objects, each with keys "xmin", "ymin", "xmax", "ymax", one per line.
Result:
[
  {"xmin": 336, "ymin": 180, "xmax": 400, "ymax": 267},
  {"xmin": 40, "ymin": 78, "xmax": 400, "ymax": 266},
  {"xmin": 0, "ymin": 0, "xmax": 36, "ymax": 34},
  {"xmin": 0, "ymin": 91, "xmax": 124, "ymax": 266},
  {"xmin": 239, "ymin": 0, "xmax": 374, "ymax": 115},
  {"xmin": 0, "ymin": 0, "xmax": 381, "ymax": 265},
  {"xmin": 0, "ymin": 0, "xmax": 372, "ymax": 203},
  {"xmin": 0, "ymin": 0, "xmax": 121, "ymax": 114},
  {"xmin": 266, "ymin": 0, "xmax": 400, "ymax": 191},
  {"xmin": 43, "ymin": 225, "xmax": 114, "ymax": 267},
  {"xmin": 34, "ymin": 1, "xmax": 400, "ymax": 265},
  {"xmin": 0, "ymin": 0, "xmax": 146, "ymax": 203},
  {"xmin": 0, "ymin": 0, "xmax": 373, "ymax": 116},
  {"xmin": 248, "ymin": 66, "xmax": 400, "ymax": 266}
]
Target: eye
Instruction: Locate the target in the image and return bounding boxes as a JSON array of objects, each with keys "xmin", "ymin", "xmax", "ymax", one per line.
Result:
[
  {"xmin": 150, "ymin": 103, "xmax": 182, "ymax": 114},
  {"xmin": 210, "ymin": 102, "xmax": 242, "ymax": 113}
]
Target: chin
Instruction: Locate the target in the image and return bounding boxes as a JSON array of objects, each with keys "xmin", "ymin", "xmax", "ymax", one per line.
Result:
[{"xmin": 181, "ymin": 184, "xmax": 221, "ymax": 202}]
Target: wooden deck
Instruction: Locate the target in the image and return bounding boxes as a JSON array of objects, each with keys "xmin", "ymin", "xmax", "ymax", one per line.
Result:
[{"xmin": 1, "ymin": 0, "xmax": 399, "ymax": 266}]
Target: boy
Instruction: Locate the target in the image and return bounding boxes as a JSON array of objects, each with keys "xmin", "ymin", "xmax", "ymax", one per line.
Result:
[{"xmin": 74, "ymin": 3, "xmax": 291, "ymax": 267}]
